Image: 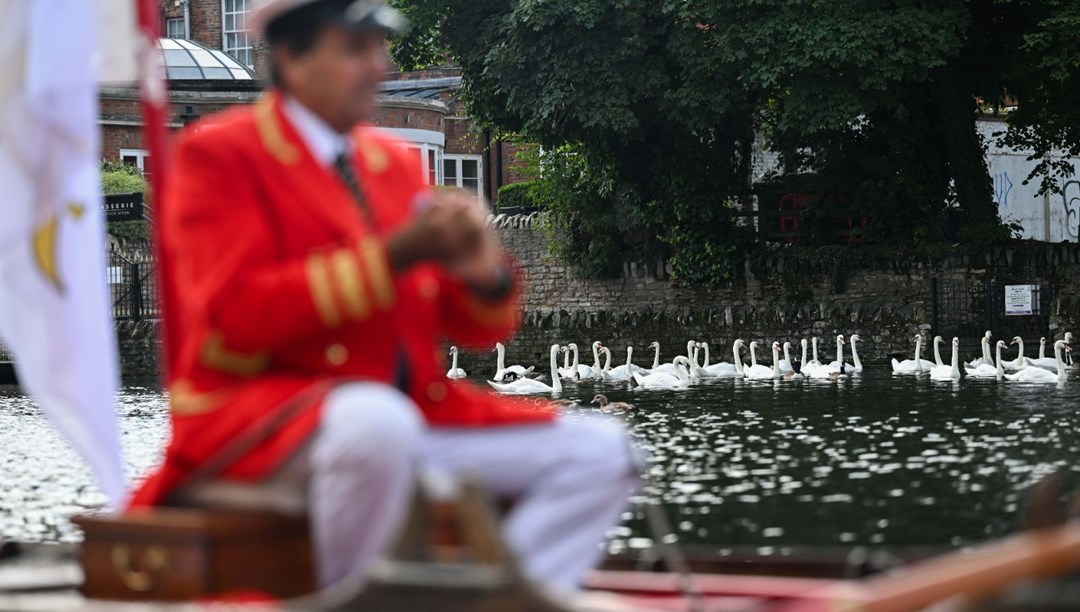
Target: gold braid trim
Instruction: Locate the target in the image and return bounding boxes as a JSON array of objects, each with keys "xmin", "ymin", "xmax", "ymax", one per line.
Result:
[
  {"xmin": 358, "ymin": 237, "xmax": 394, "ymax": 309},
  {"xmin": 254, "ymin": 97, "xmax": 300, "ymax": 165},
  {"xmin": 169, "ymin": 380, "xmax": 227, "ymax": 416},
  {"xmin": 330, "ymin": 248, "xmax": 371, "ymax": 321},
  {"xmin": 198, "ymin": 332, "xmax": 270, "ymax": 377},
  {"xmin": 306, "ymin": 252, "xmax": 342, "ymax": 328}
]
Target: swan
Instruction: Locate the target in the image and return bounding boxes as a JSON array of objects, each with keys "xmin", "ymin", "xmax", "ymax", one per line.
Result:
[
  {"xmin": 493, "ymin": 342, "xmax": 535, "ymax": 382},
  {"xmin": 744, "ymin": 341, "xmax": 781, "ymax": 380},
  {"xmin": 560, "ymin": 343, "xmax": 594, "ymax": 380},
  {"xmin": 649, "ymin": 342, "xmax": 677, "ymax": 376},
  {"xmin": 632, "ymin": 356, "xmax": 692, "ymax": 389},
  {"xmin": 1004, "ymin": 340, "xmax": 1068, "ymax": 383},
  {"xmin": 781, "ymin": 341, "xmax": 799, "ymax": 373},
  {"xmin": 608, "ymin": 346, "xmax": 641, "ymax": 381},
  {"xmin": 931, "ymin": 335, "xmax": 946, "ymax": 368},
  {"xmin": 1002, "ymin": 336, "xmax": 1027, "ymax": 372},
  {"xmin": 446, "ymin": 345, "xmax": 467, "ymax": 379},
  {"xmin": 893, "ymin": 335, "xmax": 931, "ymax": 374},
  {"xmin": 1065, "ymin": 332, "xmax": 1074, "ymax": 367},
  {"xmin": 929, "ymin": 337, "xmax": 961, "ymax": 381},
  {"xmin": 848, "ymin": 334, "xmax": 864, "ymax": 372},
  {"xmin": 966, "ymin": 340, "xmax": 1001, "ymax": 378},
  {"xmin": 806, "ymin": 337, "xmax": 824, "ymax": 371},
  {"xmin": 799, "ymin": 339, "xmax": 822, "ymax": 377},
  {"xmin": 587, "ymin": 341, "xmax": 607, "ymax": 381},
  {"xmin": 1025, "ymin": 337, "xmax": 1058, "ymax": 371},
  {"xmin": 826, "ymin": 335, "xmax": 854, "ymax": 372},
  {"xmin": 698, "ymin": 342, "xmax": 740, "ymax": 377},
  {"xmin": 967, "ymin": 331, "xmax": 993, "ymax": 369},
  {"xmin": 488, "ymin": 344, "xmax": 563, "ymax": 394},
  {"xmin": 686, "ymin": 340, "xmax": 710, "ymax": 379},
  {"xmin": 557, "ymin": 344, "xmax": 574, "ymax": 378},
  {"xmin": 596, "ymin": 346, "xmax": 615, "ymax": 382},
  {"xmin": 591, "ymin": 394, "xmax": 635, "ymax": 410},
  {"xmin": 781, "ymin": 342, "xmax": 803, "ymax": 379}
]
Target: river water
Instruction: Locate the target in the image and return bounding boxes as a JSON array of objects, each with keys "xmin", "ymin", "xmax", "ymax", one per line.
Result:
[{"xmin": 1, "ymin": 368, "xmax": 1077, "ymax": 554}]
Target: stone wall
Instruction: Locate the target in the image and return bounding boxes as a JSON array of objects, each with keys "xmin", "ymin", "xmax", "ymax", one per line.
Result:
[
  {"xmin": 451, "ymin": 213, "xmax": 1080, "ymax": 375},
  {"xmin": 112, "ymin": 215, "xmax": 1080, "ymax": 379}
]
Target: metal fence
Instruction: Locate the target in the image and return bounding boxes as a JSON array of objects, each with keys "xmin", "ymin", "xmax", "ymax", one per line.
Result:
[
  {"xmin": 930, "ymin": 275, "xmax": 1055, "ymax": 349},
  {"xmin": 108, "ymin": 246, "xmax": 159, "ymax": 321}
]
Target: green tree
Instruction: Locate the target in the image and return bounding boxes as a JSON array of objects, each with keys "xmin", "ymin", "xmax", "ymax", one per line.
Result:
[
  {"xmin": 391, "ymin": 0, "xmax": 1077, "ymax": 284},
  {"xmin": 100, "ymin": 161, "xmax": 149, "ymax": 244}
]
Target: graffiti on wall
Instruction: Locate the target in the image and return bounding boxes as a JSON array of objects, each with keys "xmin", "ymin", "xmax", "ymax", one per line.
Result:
[
  {"xmin": 1064, "ymin": 180, "xmax": 1080, "ymax": 240},
  {"xmin": 993, "ymin": 172, "xmax": 1014, "ymax": 209}
]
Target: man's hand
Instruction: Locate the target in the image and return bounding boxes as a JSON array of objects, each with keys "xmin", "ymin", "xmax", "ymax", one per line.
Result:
[{"xmin": 385, "ymin": 189, "xmax": 506, "ymax": 289}]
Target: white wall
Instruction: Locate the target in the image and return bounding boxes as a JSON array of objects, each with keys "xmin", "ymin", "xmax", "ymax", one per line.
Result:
[
  {"xmin": 749, "ymin": 120, "xmax": 1080, "ymax": 243},
  {"xmin": 980, "ymin": 119, "xmax": 1079, "ymax": 242}
]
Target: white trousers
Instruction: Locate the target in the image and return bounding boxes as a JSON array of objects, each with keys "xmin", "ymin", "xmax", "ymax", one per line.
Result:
[{"xmin": 302, "ymin": 382, "xmax": 639, "ymax": 591}]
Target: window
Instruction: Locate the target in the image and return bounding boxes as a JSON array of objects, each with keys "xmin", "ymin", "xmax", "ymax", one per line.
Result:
[
  {"xmin": 119, "ymin": 149, "xmax": 150, "ymax": 175},
  {"xmin": 166, "ymin": 17, "xmax": 185, "ymax": 39},
  {"xmin": 403, "ymin": 144, "xmax": 443, "ymax": 186},
  {"xmin": 442, "ymin": 155, "xmax": 483, "ymax": 195},
  {"xmin": 222, "ymin": 0, "xmax": 253, "ymax": 68}
]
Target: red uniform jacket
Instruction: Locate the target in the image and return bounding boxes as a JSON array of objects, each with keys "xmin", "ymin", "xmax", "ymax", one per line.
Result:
[{"xmin": 130, "ymin": 94, "xmax": 555, "ymax": 507}]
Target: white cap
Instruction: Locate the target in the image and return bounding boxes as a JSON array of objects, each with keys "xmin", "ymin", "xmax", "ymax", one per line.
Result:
[{"xmin": 249, "ymin": 0, "xmax": 405, "ymax": 38}]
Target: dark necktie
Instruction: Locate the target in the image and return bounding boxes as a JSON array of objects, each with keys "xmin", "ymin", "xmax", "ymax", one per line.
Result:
[
  {"xmin": 332, "ymin": 150, "xmax": 410, "ymax": 392},
  {"xmin": 333, "ymin": 151, "xmax": 375, "ymax": 227}
]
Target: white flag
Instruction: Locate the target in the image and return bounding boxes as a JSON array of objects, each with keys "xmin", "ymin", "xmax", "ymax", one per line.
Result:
[{"xmin": 0, "ymin": 1, "xmax": 124, "ymax": 506}]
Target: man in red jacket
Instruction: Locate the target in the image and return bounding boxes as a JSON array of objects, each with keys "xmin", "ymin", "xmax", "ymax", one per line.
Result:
[{"xmin": 134, "ymin": 0, "xmax": 638, "ymax": 594}]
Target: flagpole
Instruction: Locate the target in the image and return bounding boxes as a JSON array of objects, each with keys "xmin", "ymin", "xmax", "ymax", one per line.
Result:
[{"xmin": 133, "ymin": 0, "xmax": 178, "ymax": 383}]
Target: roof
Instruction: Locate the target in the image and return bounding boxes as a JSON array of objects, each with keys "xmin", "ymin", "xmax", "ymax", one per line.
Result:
[
  {"xmin": 157, "ymin": 38, "xmax": 259, "ymax": 90},
  {"xmin": 379, "ymin": 76, "xmax": 462, "ymax": 100}
]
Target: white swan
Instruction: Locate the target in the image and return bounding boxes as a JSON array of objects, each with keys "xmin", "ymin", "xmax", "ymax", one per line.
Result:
[
  {"xmin": 1065, "ymin": 332, "xmax": 1074, "ymax": 367},
  {"xmin": 826, "ymin": 335, "xmax": 854, "ymax": 372},
  {"xmin": 967, "ymin": 331, "xmax": 993, "ymax": 369},
  {"xmin": 608, "ymin": 346, "xmax": 641, "ymax": 381},
  {"xmin": 1002, "ymin": 336, "xmax": 1027, "ymax": 372},
  {"xmin": 686, "ymin": 340, "xmax": 710, "ymax": 379},
  {"xmin": 1025, "ymin": 337, "xmax": 1058, "ymax": 371},
  {"xmin": 488, "ymin": 344, "xmax": 563, "ymax": 394},
  {"xmin": 799, "ymin": 339, "xmax": 822, "ymax": 377},
  {"xmin": 632, "ymin": 356, "xmax": 693, "ymax": 389},
  {"xmin": 1004, "ymin": 340, "xmax": 1068, "ymax": 383},
  {"xmin": 966, "ymin": 339, "xmax": 1001, "ymax": 378},
  {"xmin": 781, "ymin": 342, "xmax": 803, "ymax": 379},
  {"xmin": 557, "ymin": 344, "xmax": 574, "ymax": 378},
  {"xmin": 931, "ymin": 336, "xmax": 945, "ymax": 368},
  {"xmin": 493, "ymin": 342, "xmax": 535, "ymax": 382},
  {"xmin": 698, "ymin": 342, "xmax": 740, "ymax": 377},
  {"xmin": 560, "ymin": 343, "xmax": 594, "ymax": 380},
  {"xmin": 781, "ymin": 341, "xmax": 799, "ymax": 373},
  {"xmin": 744, "ymin": 341, "xmax": 781, "ymax": 380},
  {"xmin": 929, "ymin": 337, "xmax": 961, "ymax": 381},
  {"xmin": 446, "ymin": 345, "xmax": 467, "ymax": 379},
  {"xmin": 806, "ymin": 337, "xmax": 823, "ymax": 371},
  {"xmin": 848, "ymin": 334, "xmax": 864, "ymax": 372},
  {"xmin": 893, "ymin": 335, "xmax": 931, "ymax": 374},
  {"xmin": 649, "ymin": 342, "xmax": 677, "ymax": 376},
  {"xmin": 586, "ymin": 340, "xmax": 607, "ymax": 381}
]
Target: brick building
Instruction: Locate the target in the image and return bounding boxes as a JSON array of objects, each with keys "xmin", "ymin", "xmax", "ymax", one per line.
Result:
[{"xmin": 100, "ymin": 0, "xmax": 526, "ymax": 206}]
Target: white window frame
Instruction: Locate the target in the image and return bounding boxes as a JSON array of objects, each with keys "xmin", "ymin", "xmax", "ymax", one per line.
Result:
[
  {"xmin": 379, "ymin": 128, "xmax": 445, "ymax": 187},
  {"xmin": 166, "ymin": 17, "xmax": 185, "ymax": 39},
  {"xmin": 442, "ymin": 154, "xmax": 484, "ymax": 194},
  {"xmin": 222, "ymin": 0, "xmax": 253, "ymax": 68},
  {"xmin": 119, "ymin": 148, "xmax": 150, "ymax": 173}
]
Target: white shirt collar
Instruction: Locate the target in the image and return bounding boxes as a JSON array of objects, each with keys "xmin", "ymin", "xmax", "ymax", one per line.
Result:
[{"xmin": 281, "ymin": 95, "xmax": 352, "ymax": 168}]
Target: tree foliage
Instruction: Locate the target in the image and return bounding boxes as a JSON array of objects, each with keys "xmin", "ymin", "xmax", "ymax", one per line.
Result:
[
  {"xmin": 390, "ymin": 0, "xmax": 1079, "ymax": 285},
  {"xmin": 100, "ymin": 161, "xmax": 149, "ymax": 244}
]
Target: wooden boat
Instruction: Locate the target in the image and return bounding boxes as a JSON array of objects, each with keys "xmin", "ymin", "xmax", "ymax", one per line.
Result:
[{"xmin": 2, "ymin": 475, "xmax": 1080, "ymax": 610}]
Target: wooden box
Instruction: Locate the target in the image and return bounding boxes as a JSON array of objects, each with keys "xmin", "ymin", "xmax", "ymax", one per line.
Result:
[{"xmin": 73, "ymin": 508, "xmax": 315, "ymax": 601}]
